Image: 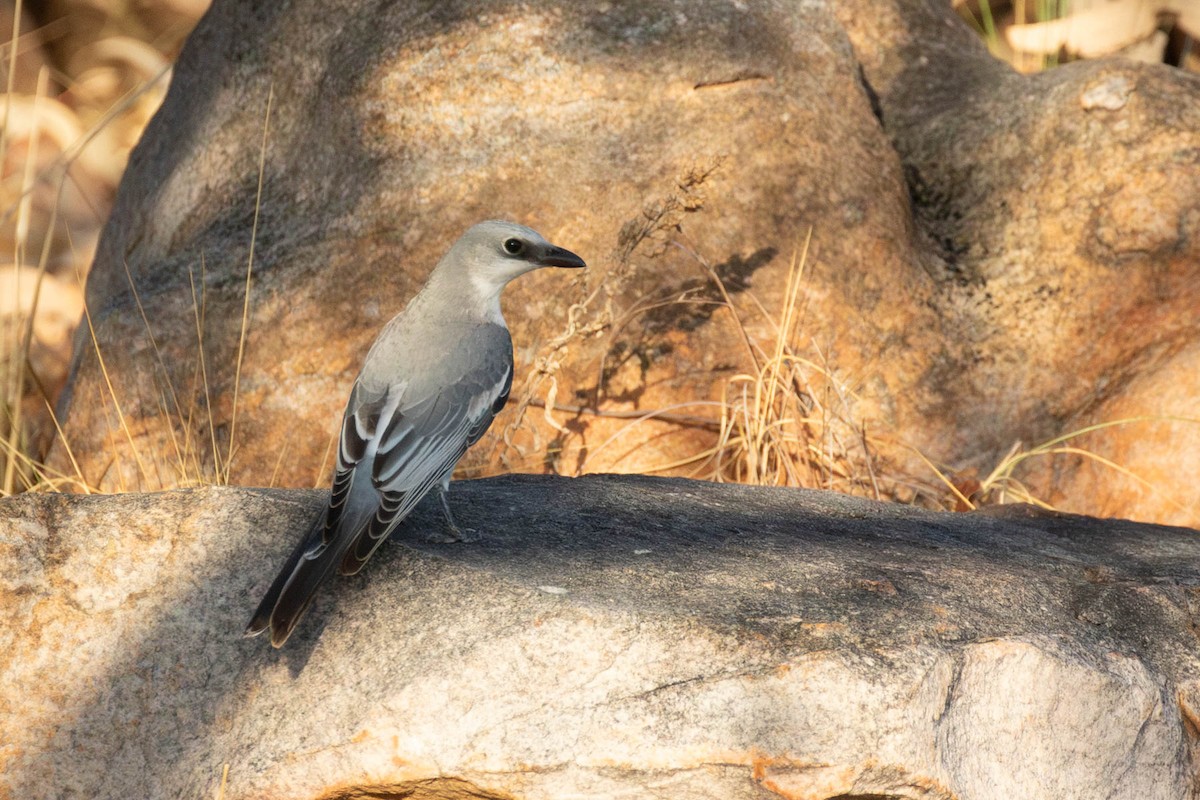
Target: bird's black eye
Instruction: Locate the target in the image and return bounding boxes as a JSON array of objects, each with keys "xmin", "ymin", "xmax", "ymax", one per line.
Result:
[{"xmin": 503, "ymin": 238, "xmax": 524, "ymax": 255}]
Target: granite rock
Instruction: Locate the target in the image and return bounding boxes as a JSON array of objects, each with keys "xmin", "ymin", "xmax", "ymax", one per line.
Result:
[{"xmin": 2, "ymin": 475, "xmax": 1198, "ymax": 798}]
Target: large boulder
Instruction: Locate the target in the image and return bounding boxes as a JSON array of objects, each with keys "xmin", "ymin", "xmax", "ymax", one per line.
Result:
[
  {"xmin": 835, "ymin": 0, "xmax": 1200, "ymax": 525},
  {"xmin": 59, "ymin": 0, "xmax": 928, "ymax": 494},
  {"xmin": 53, "ymin": 0, "xmax": 1200, "ymax": 525},
  {"xmin": 2, "ymin": 475, "xmax": 1199, "ymax": 798}
]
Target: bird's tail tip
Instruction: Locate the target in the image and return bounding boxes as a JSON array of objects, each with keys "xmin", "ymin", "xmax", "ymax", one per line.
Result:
[{"xmin": 243, "ymin": 615, "xmax": 296, "ymax": 648}]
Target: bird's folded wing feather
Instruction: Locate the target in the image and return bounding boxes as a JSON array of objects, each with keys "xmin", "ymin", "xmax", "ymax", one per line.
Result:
[
  {"xmin": 335, "ymin": 353, "xmax": 513, "ymax": 573},
  {"xmin": 302, "ymin": 381, "xmax": 390, "ymax": 558}
]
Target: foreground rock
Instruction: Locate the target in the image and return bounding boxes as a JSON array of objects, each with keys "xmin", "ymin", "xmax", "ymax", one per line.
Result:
[{"xmin": 2, "ymin": 475, "xmax": 1198, "ymax": 799}]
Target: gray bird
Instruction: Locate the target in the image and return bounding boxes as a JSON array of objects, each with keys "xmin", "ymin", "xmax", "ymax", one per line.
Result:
[{"xmin": 245, "ymin": 220, "xmax": 585, "ymax": 647}]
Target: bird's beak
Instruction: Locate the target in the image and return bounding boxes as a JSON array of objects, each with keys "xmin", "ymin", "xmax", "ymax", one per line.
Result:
[{"xmin": 538, "ymin": 245, "xmax": 586, "ymax": 269}]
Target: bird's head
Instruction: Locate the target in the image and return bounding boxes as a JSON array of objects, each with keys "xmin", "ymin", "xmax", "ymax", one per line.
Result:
[{"xmin": 437, "ymin": 220, "xmax": 586, "ymax": 301}]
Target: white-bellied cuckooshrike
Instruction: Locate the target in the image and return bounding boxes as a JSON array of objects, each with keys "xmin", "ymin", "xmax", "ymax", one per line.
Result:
[{"xmin": 245, "ymin": 220, "xmax": 586, "ymax": 647}]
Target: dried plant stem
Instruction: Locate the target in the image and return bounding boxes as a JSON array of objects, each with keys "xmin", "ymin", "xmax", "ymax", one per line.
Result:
[
  {"xmin": 79, "ymin": 296, "xmax": 151, "ymax": 490},
  {"xmin": 226, "ymin": 83, "xmax": 274, "ymax": 482},
  {"xmin": 189, "ymin": 254, "xmax": 223, "ymax": 481},
  {"xmin": 2, "ymin": 67, "xmax": 49, "ymax": 494},
  {"xmin": 526, "ymin": 397, "xmax": 722, "ymax": 430}
]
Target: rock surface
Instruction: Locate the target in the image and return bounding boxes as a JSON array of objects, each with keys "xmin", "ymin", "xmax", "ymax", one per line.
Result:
[
  {"xmin": 57, "ymin": 0, "xmax": 925, "ymax": 498},
  {"xmin": 52, "ymin": 0, "xmax": 1200, "ymax": 521},
  {"xmin": 2, "ymin": 475, "xmax": 1199, "ymax": 799},
  {"xmin": 836, "ymin": 0, "xmax": 1200, "ymax": 523}
]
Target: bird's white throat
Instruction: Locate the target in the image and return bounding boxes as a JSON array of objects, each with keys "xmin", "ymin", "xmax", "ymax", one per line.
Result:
[{"xmin": 470, "ymin": 272, "xmax": 510, "ymax": 326}]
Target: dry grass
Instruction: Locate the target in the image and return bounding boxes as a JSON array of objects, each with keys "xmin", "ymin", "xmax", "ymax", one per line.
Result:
[
  {"xmin": 692, "ymin": 290, "xmax": 1200, "ymax": 513},
  {"xmin": 0, "ymin": 8, "xmax": 271, "ymax": 495},
  {"xmin": 86, "ymin": 84, "xmax": 273, "ymax": 492},
  {"xmin": 924, "ymin": 416, "xmax": 1200, "ymax": 513},
  {"xmin": 690, "ymin": 230, "xmax": 877, "ymax": 494},
  {"xmin": 0, "ymin": 1, "xmax": 209, "ymax": 495},
  {"xmin": 573, "ymin": 228, "xmax": 879, "ymax": 493},
  {"xmin": 515, "ymin": 217, "xmax": 1196, "ymax": 521}
]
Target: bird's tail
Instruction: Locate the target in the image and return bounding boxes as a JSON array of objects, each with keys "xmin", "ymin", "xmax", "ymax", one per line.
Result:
[{"xmin": 244, "ymin": 512, "xmax": 346, "ymax": 648}]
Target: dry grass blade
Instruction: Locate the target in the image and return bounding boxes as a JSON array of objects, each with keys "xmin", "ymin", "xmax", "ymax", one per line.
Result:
[
  {"xmin": 78, "ymin": 288, "xmax": 152, "ymax": 491},
  {"xmin": 41, "ymin": 396, "xmax": 88, "ymax": 492},
  {"xmin": 672, "ymin": 237, "xmax": 764, "ymax": 374},
  {"xmin": 215, "ymin": 763, "xmax": 229, "ymax": 800},
  {"xmin": 122, "ymin": 255, "xmax": 204, "ymax": 485},
  {"xmin": 189, "ymin": 253, "xmax": 224, "ymax": 481},
  {"xmin": 313, "ymin": 429, "xmax": 335, "ymax": 489},
  {"xmin": 976, "ymin": 416, "xmax": 1200, "ymax": 512},
  {"xmin": 527, "ymin": 396, "xmax": 721, "ymax": 430},
  {"xmin": 901, "ymin": 441, "xmax": 977, "ymax": 510},
  {"xmin": 2, "ymin": 66, "xmax": 50, "ymax": 494},
  {"xmin": 0, "ymin": 0, "xmax": 23, "ymax": 174},
  {"xmin": 268, "ymin": 436, "xmax": 289, "ymax": 488},
  {"xmin": 225, "ymin": 82, "xmax": 274, "ymax": 484}
]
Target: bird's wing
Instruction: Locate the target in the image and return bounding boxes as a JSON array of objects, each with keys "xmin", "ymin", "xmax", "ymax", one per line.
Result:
[
  {"xmin": 308, "ymin": 380, "xmax": 392, "ymax": 554},
  {"xmin": 338, "ymin": 353, "xmax": 512, "ymax": 573}
]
